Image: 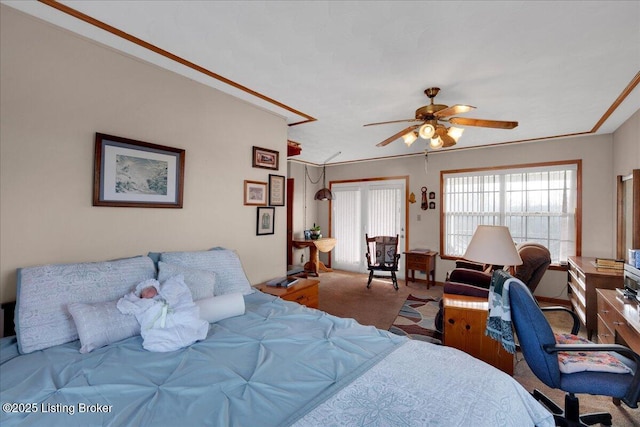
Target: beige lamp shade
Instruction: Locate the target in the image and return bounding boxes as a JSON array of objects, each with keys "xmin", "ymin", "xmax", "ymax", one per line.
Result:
[{"xmin": 463, "ymin": 225, "xmax": 523, "ymax": 266}]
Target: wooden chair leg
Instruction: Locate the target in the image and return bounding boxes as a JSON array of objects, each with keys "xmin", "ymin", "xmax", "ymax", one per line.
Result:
[{"xmin": 367, "ymin": 270, "xmax": 373, "ymax": 288}]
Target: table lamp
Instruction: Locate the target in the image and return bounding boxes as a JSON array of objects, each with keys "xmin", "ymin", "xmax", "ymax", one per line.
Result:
[{"xmin": 463, "ymin": 225, "xmax": 523, "ymax": 272}]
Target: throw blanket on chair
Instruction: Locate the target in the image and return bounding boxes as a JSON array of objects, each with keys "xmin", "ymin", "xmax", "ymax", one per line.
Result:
[{"xmin": 485, "ymin": 270, "xmax": 517, "ymax": 354}]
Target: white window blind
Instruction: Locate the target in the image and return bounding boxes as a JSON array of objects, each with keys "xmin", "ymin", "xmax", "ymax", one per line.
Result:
[
  {"xmin": 332, "ymin": 188, "xmax": 362, "ymax": 267},
  {"xmin": 443, "ymin": 162, "xmax": 579, "ymax": 264},
  {"xmin": 367, "ymin": 186, "xmax": 402, "ymax": 237}
]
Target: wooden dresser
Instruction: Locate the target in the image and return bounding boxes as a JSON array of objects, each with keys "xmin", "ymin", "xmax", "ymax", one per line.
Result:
[
  {"xmin": 255, "ymin": 278, "xmax": 319, "ymax": 309},
  {"xmin": 596, "ymin": 288, "xmax": 640, "ymax": 354},
  {"xmin": 567, "ymin": 256, "xmax": 623, "ymax": 339}
]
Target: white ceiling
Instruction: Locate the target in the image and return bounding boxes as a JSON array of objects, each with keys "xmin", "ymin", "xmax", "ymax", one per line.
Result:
[{"xmin": 5, "ymin": 1, "xmax": 639, "ymax": 165}]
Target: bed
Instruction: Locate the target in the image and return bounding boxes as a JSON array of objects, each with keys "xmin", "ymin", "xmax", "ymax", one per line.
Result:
[{"xmin": 0, "ymin": 250, "xmax": 554, "ymax": 426}]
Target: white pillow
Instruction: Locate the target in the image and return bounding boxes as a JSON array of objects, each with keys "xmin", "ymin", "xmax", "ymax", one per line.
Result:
[
  {"xmin": 159, "ymin": 249, "xmax": 254, "ymax": 296},
  {"xmin": 195, "ymin": 293, "xmax": 245, "ymax": 323},
  {"xmin": 157, "ymin": 262, "xmax": 216, "ymax": 301},
  {"xmin": 68, "ymin": 300, "xmax": 140, "ymax": 353}
]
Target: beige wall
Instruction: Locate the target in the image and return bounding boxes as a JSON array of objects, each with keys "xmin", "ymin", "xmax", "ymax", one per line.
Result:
[
  {"xmin": 613, "ymin": 108, "xmax": 640, "ymax": 177},
  {"xmin": 313, "ymin": 133, "xmax": 619, "ymax": 300},
  {"xmin": 0, "ymin": 6, "xmax": 288, "ymax": 303}
]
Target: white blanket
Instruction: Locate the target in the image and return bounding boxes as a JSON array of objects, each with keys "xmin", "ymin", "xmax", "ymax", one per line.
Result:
[
  {"xmin": 293, "ymin": 340, "xmax": 554, "ymax": 427},
  {"xmin": 117, "ymin": 275, "xmax": 209, "ymax": 352}
]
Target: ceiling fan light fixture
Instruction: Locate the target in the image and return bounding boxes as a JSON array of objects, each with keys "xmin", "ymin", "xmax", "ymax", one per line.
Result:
[
  {"xmin": 419, "ymin": 123, "xmax": 435, "ymax": 139},
  {"xmin": 447, "ymin": 126, "xmax": 464, "ymax": 142},
  {"xmin": 429, "ymin": 136, "xmax": 444, "ymax": 149},
  {"xmin": 402, "ymin": 131, "xmax": 418, "ymax": 146}
]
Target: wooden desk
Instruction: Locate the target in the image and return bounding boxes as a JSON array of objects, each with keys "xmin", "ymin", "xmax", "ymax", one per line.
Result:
[
  {"xmin": 443, "ymin": 293, "xmax": 514, "ymax": 375},
  {"xmin": 567, "ymin": 256, "xmax": 623, "ymax": 339},
  {"xmin": 596, "ymin": 288, "xmax": 640, "ymax": 354},
  {"xmin": 404, "ymin": 250, "xmax": 437, "ymax": 288},
  {"xmin": 292, "ymin": 238, "xmax": 337, "ymax": 276},
  {"xmin": 255, "ymin": 278, "xmax": 320, "ymax": 309}
]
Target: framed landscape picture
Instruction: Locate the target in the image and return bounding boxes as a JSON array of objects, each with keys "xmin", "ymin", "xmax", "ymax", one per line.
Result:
[
  {"xmin": 252, "ymin": 146, "xmax": 279, "ymax": 170},
  {"xmin": 268, "ymin": 174, "xmax": 285, "ymax": 206},
  {"xmin": 244, "ymin": 180, "xmax": 267, "ymax": 206},
  {"xmin": 93, "ymin": 133, "xmax": 184, "ymax": 208},
  {"xmin": 257, "ymin": 207, "xmax": 275, "ymax": 235}
]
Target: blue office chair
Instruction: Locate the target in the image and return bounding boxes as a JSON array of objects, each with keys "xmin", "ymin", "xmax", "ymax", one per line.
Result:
[{"xmin": 509, "ymin": 279, "xmax": 640, "ymax": 426}]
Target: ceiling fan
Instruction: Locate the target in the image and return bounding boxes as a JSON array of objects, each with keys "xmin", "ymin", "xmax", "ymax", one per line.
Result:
[{"xmin": 364, "ymin": 87, "xmax": 518, "ymax": 149}]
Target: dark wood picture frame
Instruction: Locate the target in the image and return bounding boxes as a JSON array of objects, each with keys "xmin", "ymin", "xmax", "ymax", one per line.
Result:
[
  {"xmin": 268, "ymin": 174, "xmax": 285, "ymax": 206},
  {"xmin": 257, "ymin": 206, "xmax": 275, "ymax": 235},
  {"xmin": 93, "ymin": 133, "xmax": 185, "ymax": 208},
  {"xmin": 252, "ymin": 146, "xmax": 279, "ymax": 170}
]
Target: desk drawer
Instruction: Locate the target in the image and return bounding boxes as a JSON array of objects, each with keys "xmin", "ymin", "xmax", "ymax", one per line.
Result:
[
  {"xmin": 407, "ymin": 254, "xmax": 429, "ymax": 264},
  {"xmin": 407, "ymin": 260, "xmax": 427, "ymax": 270},
  {"xmin": 597, "ymin": 315, "xmax": 615, "ymax": 344}
]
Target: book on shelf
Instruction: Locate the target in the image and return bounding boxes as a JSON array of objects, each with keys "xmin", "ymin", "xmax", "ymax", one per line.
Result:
[
  {"xmin": 265, "ymin": 276, "xmax": 299, "ymax": 288},
  {"xmin": 594, "ymin": 258, "xmax": 624, "ymax": 269}
]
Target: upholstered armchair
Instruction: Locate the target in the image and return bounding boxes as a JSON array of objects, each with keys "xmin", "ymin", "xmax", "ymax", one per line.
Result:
[
  {"xmin": 512, "ymin": 242, "xmax": 551, "ymax": 293},
  {"xmin": 435, "ymin": 242, "xmax": 552, "ymax": 332}
]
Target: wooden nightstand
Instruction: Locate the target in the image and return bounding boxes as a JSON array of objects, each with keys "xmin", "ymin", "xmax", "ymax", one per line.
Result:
[
  {"xmin": 404, "ymin": 250, "xmax": 437, "ymax": 288},
  {"xmin": 443, "ymin": 293, "xmax": 514, "ymax": 375},
  {"xmin": 255, "ymin": 278, "xmax": 319, "ymax": 309}
]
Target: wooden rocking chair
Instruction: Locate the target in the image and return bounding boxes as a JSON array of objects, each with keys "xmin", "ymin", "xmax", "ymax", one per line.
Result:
[{"xmin": 365, "ymin": 234, "xmax": 400, "ymax": 290}]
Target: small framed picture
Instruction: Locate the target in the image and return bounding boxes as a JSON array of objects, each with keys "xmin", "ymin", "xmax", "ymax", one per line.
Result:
[
  {"xmin": 429, "ymin": 201, "xmax": 436, "ymax": 209},
  {"xmin": 244, "ymin": 180, "xmax": 267, "ymax": 206},
  {"xmin": 252, "ymin": 146, "xmax": 279, "ymax": 170},
  {"xmin": 257, "ymin": 207, "xmax": 275, "ymax": 235},
  {"xmin": 268, "ymin": 174, "xmax": 285, "ymax": 206},
  {"xmin": 304, "ymin": 230, "xmax": 312, "ymax": 240},
  {"xmin": 429, "ymin": 191, "xmax": 436, "ymax": 200}
]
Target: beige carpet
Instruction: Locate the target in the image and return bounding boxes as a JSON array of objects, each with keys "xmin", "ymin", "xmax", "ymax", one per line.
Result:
[{"xmin": 315, "ymin": 270, "xmax": 640, "ymax": 427}]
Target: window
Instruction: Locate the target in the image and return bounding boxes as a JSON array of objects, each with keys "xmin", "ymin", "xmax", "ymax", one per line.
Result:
[{"xmin": 441, "ymin": 161, "xmax": 581, "ymax": 264}]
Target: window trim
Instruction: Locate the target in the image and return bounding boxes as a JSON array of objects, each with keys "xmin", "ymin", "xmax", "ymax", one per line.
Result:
[{"xmin": 439, "ymin": 159, "xmax": 582, "ymax": 266}]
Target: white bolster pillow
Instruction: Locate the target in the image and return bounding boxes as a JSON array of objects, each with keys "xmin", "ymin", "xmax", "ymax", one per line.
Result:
[{"xmin": 195, "ymin": 292, "xmax": 245, "ymax": 323}]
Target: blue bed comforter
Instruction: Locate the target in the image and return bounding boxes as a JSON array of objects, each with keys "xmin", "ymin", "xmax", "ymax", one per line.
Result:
[{"xmin": 0, "ymin": 292, "xmax": 405, "ymax": 426}]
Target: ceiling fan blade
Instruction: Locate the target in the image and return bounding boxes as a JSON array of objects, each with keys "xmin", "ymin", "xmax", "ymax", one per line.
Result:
[
  {"xmin": 364, "ymin": 118, "xmax": 422, "ymax": 127},
  {"xmin": 376, "ymin": 125, "xmax": 420, "ymax": 147},
  {"xmin": 449, "ymin": 117, "xmax": 518, "ymax": 129},
  {"xmin": 435, "ymin": 104, "xmax": 476, "ymax": 118}
]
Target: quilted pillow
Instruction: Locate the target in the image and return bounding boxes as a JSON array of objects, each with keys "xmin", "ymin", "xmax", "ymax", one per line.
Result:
[
  {"xmin": 159, "ymin": 249, "xmax": 254, "ymax": 296},
  {"xmin": 68, "ymin": 300, "xmax": 140, "ymax": 353},
  {"xmin": 555, "ymin": 333, "xmax": 632, "ymax": 374},
  {"xmin": 157, "ymin": 262, "xmax": 216, "ymax": 301},
  {"xmin": 16, "ymin": 256, "xmax": 155, "ymax": 354}
]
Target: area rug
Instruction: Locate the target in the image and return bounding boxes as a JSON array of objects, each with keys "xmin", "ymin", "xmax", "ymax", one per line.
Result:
[{"xmin": 389, "ymin": 294, "xmax": 442, "ymax": 344}]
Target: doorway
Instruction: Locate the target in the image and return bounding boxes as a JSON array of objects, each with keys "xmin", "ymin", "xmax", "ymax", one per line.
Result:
[{"xmin": 331, "ymin": 177, "xmax": 407, "ymax": 275}]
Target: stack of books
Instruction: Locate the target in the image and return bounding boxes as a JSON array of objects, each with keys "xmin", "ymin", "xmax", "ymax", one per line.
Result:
[
  {"xmin": 594, "ymin": 258, "xmax": 625, "ymax": 270},
  {"xmin": 265, "ymin": 276, "xmax": 299, "ymax": 288}
]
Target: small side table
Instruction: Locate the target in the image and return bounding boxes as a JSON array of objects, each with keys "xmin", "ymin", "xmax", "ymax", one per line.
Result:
[
  {"xmin": 404, "ymin": 250, "xmax": 437, "ymax": 288},
  {"xmin": 255, "ymin": 278, "xmax": 320, "ymax": 309},
  {"xmin": 442, "ymin": 293, "xmax": 514, "ymax": 375},
  {"xmin": 292, "ymin": 238, "xmax": 337, "ymax": 276}
]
